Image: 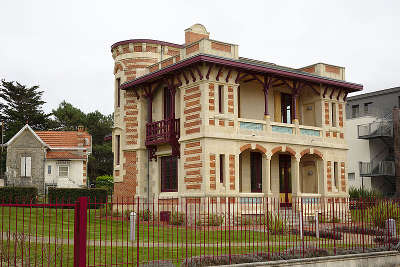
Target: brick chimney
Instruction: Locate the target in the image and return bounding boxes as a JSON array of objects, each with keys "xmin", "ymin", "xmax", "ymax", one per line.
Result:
[{"xmin": 185, "ymin": 24, "xmax": 209, "ymax": 45}]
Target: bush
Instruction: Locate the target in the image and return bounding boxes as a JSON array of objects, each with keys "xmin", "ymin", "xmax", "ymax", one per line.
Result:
[
  {"xmin": 349, "ymin": 186, "xmax": 382, "ymax": 200},
  {"xmin": 169, "ymin": 211, "xmax": 185, "ymax": 226},
  {"xmin": 95, "ymin": 175, "xmax": 113, "ymax": 194},
  {"xmin": 369, "ymin": 201, "xmax": 400, "ymax": 229},
  {"xmin": 47, "ymin": 188, "xmax": 108, "ymax": 208},
  {"xmin": 0, "ymin": 187, "xmax": 38, "ymax": 204},
  {"xmin": 265, "ymin": 212, "xmax": 286, "ymax": 234},
  {"xmin": 234, "ymin": 213, "xmax": 286, "ymax": 234},
  {"xmin": 198, "ymin": 213, "xmax": 224, "ymax": 226},
  {"xmin": 139, "ymin": 209, "xmax": 152, "ymax": 221}
]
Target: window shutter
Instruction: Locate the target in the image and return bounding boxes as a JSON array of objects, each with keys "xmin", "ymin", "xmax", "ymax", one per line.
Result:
[{"xmin": 26, "ymin": 157, "xmax": 31, "ymax": 177}]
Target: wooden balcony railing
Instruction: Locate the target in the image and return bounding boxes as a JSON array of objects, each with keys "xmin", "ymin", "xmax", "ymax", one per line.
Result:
[{"xmin": 145, "ymin": 118, "xmax": 180, "ymax": 146}]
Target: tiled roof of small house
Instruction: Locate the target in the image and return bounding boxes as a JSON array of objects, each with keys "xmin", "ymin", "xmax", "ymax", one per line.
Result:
[
  {"xmin": 46, "ymin": 151, "xmax": 86, "ymax": 159},
  {"xmin": 35, "ymin": 131, "xmax": 91, "ymax": 149}
]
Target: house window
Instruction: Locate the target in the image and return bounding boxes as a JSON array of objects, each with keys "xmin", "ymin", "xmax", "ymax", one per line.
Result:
[
  {"xmin": 161, "ymin": 156, "xmax": 178, "ymax": 192},
  {"xmin": 364, "ymin": 102, "xmax": 372, "ymax": 115},
  {"xmin": 116, "ymin": 135, "xmax": 120, "ymax": 165},
  {"xmin": 116, "ymin": 78, "xmax": 121, "ymax": 107},
  {"xmin": 218, "ymin": 85, "xmax": 225, "ymax": 114},
  {"xmin": 348, "ymin": 172, "xmax": 355, "ymax": 180},
  {"xmin": 58, "ymin": 165, "xmax": 69, "ymax": 177},
  {"xmin": 331, "ymin": 103, "xmax": 337, "ymax": 127},
  {"xmin": 219, "ymin": 154, "xmax": 225, "ymax": 184},
  {"xmin": 20, "ymin": 156, "xmax": 31, "ymax": 177},
  {"xmin": 48, "ymin": 165, "xmax": 52, "ymax": 175},
  {"xmin": 281, "ymin": 93, "xmax": 293, "ymax": 124},
  {"xmin": 352, "ymin": 105, "xmax": 359, "ymax": 118},
  {"xmin": 163, "ymin": 87, "xmax": 172, "ymax": 119},
  {"xmin": 334, "ymin": 162, "xmax": 339, "ymax": 189}
]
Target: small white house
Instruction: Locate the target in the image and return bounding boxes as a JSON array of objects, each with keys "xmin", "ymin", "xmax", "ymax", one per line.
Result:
[{"xmin": 5, "ymin": 124, "xmax": 92, "ymax": 193}]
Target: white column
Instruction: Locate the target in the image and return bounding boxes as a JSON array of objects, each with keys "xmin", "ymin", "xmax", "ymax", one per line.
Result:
[
  {"xmin": 264, "ymin": 156, "xmax": 271, "ymax": 194},
  {"xmin": 292, "ymin": 156, "xmax": 301, "ymax": 196}
]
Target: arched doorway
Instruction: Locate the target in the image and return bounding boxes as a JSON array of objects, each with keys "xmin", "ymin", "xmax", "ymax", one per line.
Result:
[
  {"xmin": 299, "ymin": 153, "xmax": 323, "ymax": 194},
  {"xmin": 239, "ymin": 149, "xmax": 265, "ymax": 193}
]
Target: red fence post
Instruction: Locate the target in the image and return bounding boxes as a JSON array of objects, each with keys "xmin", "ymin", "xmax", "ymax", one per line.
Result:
[{"xmin": 74, "ymin": 197, "xmax": 88, "ymax": 267}]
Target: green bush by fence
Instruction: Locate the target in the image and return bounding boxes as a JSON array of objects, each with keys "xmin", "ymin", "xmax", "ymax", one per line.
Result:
[
  {"xmin": 0, "ymin": 187, "xmax": 38, "ymax": 204},
  {"xmin": 47, "ymin": 188, "xmax": 108, "ymax": 208},
  {"xmin": 95, "ymin": 175, "xmax": 113, "ymax": 195}
]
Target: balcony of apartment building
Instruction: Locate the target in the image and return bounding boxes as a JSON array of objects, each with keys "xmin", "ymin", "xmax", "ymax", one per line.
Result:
[
  {"xmin": 145, "ymin": 85, "xmax": 181, "ymax": 159},
  {"xmin": 234, "ymin": 79, "xmax": 329, "ymax": 144},
  {"xmin": 357, "ymin": 111, "xmax": 395, "ymax": 183}
]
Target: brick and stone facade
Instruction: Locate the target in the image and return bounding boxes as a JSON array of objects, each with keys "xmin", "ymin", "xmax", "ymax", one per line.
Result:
[{"xmin": 111, "ymin": 24, "xmax": 362, "ymax": 205}]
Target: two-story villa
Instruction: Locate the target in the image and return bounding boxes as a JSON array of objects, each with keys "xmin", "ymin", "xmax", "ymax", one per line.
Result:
[{"xmin": 111, "ymin": 24, "xmax": 363, "ymax": 206}]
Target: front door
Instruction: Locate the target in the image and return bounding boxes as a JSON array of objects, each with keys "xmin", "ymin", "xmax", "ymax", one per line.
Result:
[
  {"xmin": 250, "ymin": 152, "xmax": 262, "ymax": 192},
  {"xmin": 279, "ymin": 154, "xmax": 292, "ymax": 207}
]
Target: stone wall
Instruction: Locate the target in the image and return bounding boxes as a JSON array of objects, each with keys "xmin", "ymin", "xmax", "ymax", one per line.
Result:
[{"xmin": 6, "ymin": 129, "xmax": 45, "ymax": 194}]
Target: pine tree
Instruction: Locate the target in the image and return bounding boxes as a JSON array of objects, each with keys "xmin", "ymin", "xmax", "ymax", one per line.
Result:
[{"xmin": 0, "ymin": 79, "xmax": 51, "ymax": 141}]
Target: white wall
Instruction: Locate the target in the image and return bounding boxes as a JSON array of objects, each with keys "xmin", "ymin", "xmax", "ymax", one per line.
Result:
[
  {"xmin": 345, "ymin": 116, "xmax": 375, "ymax": 189},
  {"xmin": 44, "ymin": 159, "xmax": 84, "ymax": 187}
]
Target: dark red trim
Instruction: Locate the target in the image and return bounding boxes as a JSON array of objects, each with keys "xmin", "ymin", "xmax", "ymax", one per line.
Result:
[
  {"xmin": 111, "ymin": 39, "xmax": 183, "ymax": 51},
  {"xmin": 120, "ymin": 54, "xmax": 363, "ymax": 92}
]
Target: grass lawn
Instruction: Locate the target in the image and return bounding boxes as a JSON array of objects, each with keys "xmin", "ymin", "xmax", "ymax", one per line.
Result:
[{"xmin": 0, "ymin": 206, "xmax": 310, "ymax": 244}]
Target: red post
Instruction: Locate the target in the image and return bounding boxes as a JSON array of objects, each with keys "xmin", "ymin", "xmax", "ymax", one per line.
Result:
[{"xmin": 74, "ymin": 197, "xmax": 88, "ymax": 267}]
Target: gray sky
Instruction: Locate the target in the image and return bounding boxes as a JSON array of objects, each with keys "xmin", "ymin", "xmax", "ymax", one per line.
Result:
[{"xmin": 1, "ymin": 0, "xmax": 399, "ymax": 115}]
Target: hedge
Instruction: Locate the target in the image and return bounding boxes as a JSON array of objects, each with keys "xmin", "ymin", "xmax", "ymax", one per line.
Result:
[
  {"xmin": 47, "ymin": 188, "xmax": 108, "ymax": 208},
  {"xmin": 0, "ymin": 187, "xmax": 38, "ymax": 204}
]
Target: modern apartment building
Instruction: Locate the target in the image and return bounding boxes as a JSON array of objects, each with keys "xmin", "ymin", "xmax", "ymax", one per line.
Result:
[
  {"xmin": 111, "ymin": 24, "xmax": 363, "ymax": 205},
  {"xmin": 345, "ymin": 87, "xmax": 400, "ymax": 195}
]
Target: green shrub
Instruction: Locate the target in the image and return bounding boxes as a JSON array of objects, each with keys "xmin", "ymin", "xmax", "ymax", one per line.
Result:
[
  {"xmin": 0, "ymin": 187, "xmax": 38, "ymax": 204},
  {"xmin": 369, "ymin": 201, "xmax": 400, "ymax": 228},
  {"xmin": 349, "ymin": 186, "xmax": 382, "ymax": 200},
  {"xmin": 95, "ymin": 175, "xmax": 113, "ymax": 194},
  {"xmin": 139, "ymin": 209, "xmax": 152, "ymax": 221},
  {"xmin": 99, "ymin": 203, "xmax": 113, "ymax": 217},
  {"xmin": 234, "ymin": 213, "xmax": 286, "ymax": 233},
  {"xmin": 198, "ymin": 213, "xmax": 224, "ymax": 226},
  {"xmin": 266, "ymin": 213, "xmax": 286, "ymax": 234},
  {"xmin": 47, "ymin": 188, "xmax": 108, "ymax": 208},
  {"xmin": 170, "ymin": 211, "xmax": 185, "ymax": 226}
]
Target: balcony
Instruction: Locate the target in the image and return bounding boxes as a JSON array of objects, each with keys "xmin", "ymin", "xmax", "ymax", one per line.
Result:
[
  {"xmin": 358, "ymin": 121, "xmax": 393, "ymax": 139},
  {"xmin": 359, "ymin": 161, "xmax": 395, "ymax": 177},
  {"xmin": 145, "ymin": 118, "xmax": 180, "ymax": 146},
  {"xmin": 233, "ymin": 118, "xmax": 326, "ymax": 143}
]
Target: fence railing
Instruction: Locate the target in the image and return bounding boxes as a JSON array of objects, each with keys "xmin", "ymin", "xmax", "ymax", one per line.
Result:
[
  {"xmin": 0, "ymin": 196, "xmax": 399, "ymax": 266},
  {"xmin": 359, "ymin": 161, "xmax": 395, "ymax": 176},
  {"xmin": 358, "ymin": 121, "xmax": 393, "ymax": 139},
  {"xmin": 145, "ymin": 118, "xmax": 180, "ymax": 146}
]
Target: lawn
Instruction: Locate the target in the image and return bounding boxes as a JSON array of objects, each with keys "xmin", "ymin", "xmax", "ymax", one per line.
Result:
[
  {"xmin": 0, "ymin": 206, "xmax": 308, "ymax": 244},
  {"xmin": 0, "ymin": 206, "xmax": 391, "ymax": 266}
]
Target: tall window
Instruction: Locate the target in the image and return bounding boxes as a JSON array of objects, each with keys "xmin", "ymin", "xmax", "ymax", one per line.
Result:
[
  {"xmin": 281, "ymin": 93, "xmax": 293, "ymax": 123},
  {"xmin": 116, "ymin": 135, "xmax": 120, "ymax": 165},
  {"xmin": 163, "ymin": 87, "xmax": 172, "ymax": 119},
  {"xmin": 218, "ymin": 85, "xmax": 225, "ymax": 113},
  {"xmin": 161, "ymin": 156, "xmax": 178, "ymax": 192},
  {"xmin": 20, "ymin": 156, "xmax": 31, "ymax": 177},
  {"xmin": 352, "ymin": 105, "xmax": 359, "ymax": 118},
  {"xmin": 48, "ymin": 165, "xmax": 52, "ymax": 175},
  {"xmin": 219, "ymin": 154, "xmax": 225, "ymax": 184},
  {"xmin": 364, "ymin": 102, "xmax": 372, "ymax": 115},
  {"xmin": 334, "ymin": 162, "xmax": 339, "ymax": 189},
  {"xmin": 331, "ymin": 102, "xmax": 337, "ymax": 127},
  {"xmin": 116, "ymin": 78, "xmax": 121, "ymax": 107}
]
